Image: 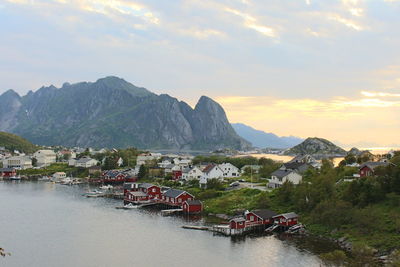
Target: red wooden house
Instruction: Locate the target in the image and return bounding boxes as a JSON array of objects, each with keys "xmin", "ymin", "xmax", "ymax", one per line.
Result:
[
  {"xmin": 245, "ymin": 209, "xmax": 277, "ymax": 226},
  {"xmin": 0, "ymin": 168, "xmax": 16, "ymax": 178},
  {"xmin": 139, "ymin": 183, "xmax": 162, "ymax": 200},
  {"xmin": 359, "ymin": 162, "xmax": 389, "ymax": 177},
  {"xmin": 125, "ymin": 191, "xmax": 149, "ymax": 203},
  {"xmin": 273, "ymin": 212, "xmax": 299, "ymax": 227},
  {"xmin": 162, "ymin": 189, "xmax": 194, "ymax": 206},
  {"xmin": 172, "ymin": 170, "xmax": 182, "ymax": 180},
  {"xmin": 182, "ymin": 200, "xmax": 203, "ymax": 213},
  {"xmin": 229, "ymin": 217, "xmax": 246, "ymax": 229}
]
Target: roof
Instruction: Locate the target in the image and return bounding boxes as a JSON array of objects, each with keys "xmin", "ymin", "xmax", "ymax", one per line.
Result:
[
  {"xmin": 139, "ymin": 183, "xmax": 157, "ymax": 189},
  {"xmin": 123, "ymin": 183, "xmax": 139, "ymax": 189},
  {"xmin": 274, "ymin": 212, "xmax": 298, "ymax": 219},
  {"xmin": 77, "ymin": 157, "xmax": 96, "ymax": 163},
  {"xmin": 230, "ymin": 217, "xmax": 246, "ymax": 223},
  {"xmin": 0, "ymin": 168, "xmax": 16, "ymax": 172},
  {"xmin": 163, "ymin": 188, "xmax": 192, "ymax": 198},
  {"xmin": 282, "ymin": 162, "xmax": 309, "ymax": 171},
  {"xmin": 185, "ymin": 200, "xmax": 202, "ymax": 205},
  {"xmin": 129, "ymin": 191, "xmax": 147, "ymax": 197},
  {"xmin": 271, "ymin": 169, "xmax": 296, "ymax": 178},
  {"xmin": 251, "ymin": 209, "xmax": 278, "ymax": 219},
  {"xmin": 202, "ymin": 164, "xmax": 218, "ymax": 174},
  {"xmin": 359, "ymin": 161, "xmax": 389, "ymax": 170},
  {"xmin": 88, "ymin": 166, "xmax": 101, "ymax": 169}
]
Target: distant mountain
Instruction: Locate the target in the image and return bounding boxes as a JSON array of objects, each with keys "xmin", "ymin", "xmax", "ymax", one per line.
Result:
[
  {"xmin": 0, "ymin": 132, "xmax": 38, "ymax": 153},
  {"xmin": 231, "ymin": 123, "xmax": 303, "ymax": 149},
  {"xmin": 284, "ymin": 137, "xmax": 347, "ymax": 156},
  {"xmin": 0, "ymin": 76, "xmax": 250, "ymax": 150}
]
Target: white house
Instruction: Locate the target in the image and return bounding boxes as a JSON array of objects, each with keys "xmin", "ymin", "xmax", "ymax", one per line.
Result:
[
  {"xmin": 268, "ymin": 169, "xmax": 302, "ymax": 188},
  {"xmin": 200, "ymin": 164, "xmax": 224, "ymax": 186},
  {"xmin": 218, "ymin": 163, "xmax": 240, "ymax": 178},
  {"xmin": 2, "ymin": 156, "xmax": 32, "ymax": 170},
  {"xmin": 53, "ymin": 172, "xmax": 66, "ymax": 181},
  {"xmin": 33, "ymin": 150, "xmax": 56, "ymax": 167},
  {"xmin": 75, "ymin": 157, "xmax": 99, "ymax": 168},
  {"xmin": 136, "ymin": 153, "xmax": 162, "ymax": 166},
  {"xmin": 117, "ymin": 157, "xmax": 124, "ymax": 167},
  {"xmin": 182, "ymin": 166, "xmax": 204, "ymax": 181}
]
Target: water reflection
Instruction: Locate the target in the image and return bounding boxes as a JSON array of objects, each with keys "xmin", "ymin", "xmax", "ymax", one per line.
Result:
[{"xmin": 0, "ymin": 182, "xmax": 325, "ymax": 267}]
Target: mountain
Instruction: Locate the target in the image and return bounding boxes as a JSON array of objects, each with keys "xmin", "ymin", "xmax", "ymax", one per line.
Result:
[
  {"xmin": 0, "ymin": 132, "xmax": 38, "ymax": 153},
  {"xmin": 284, "ymin": 137, "xmax": 347, "ymax": 156},
  {"xmin": 0, "ymin": 77, "xmax": 250, "ymax": 150},
  {"xmin": 231, "ymin": 123, "xmax": 303, "ymax": 149}
]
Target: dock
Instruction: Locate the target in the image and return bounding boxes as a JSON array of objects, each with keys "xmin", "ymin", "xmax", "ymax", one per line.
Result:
[
  {"xmin": 161, "ymin": 208, "xmax": 183, "ymax": 216},
  {"xmin": 182, "ymin": 225, "xmax": 211, "ymax": 231}
]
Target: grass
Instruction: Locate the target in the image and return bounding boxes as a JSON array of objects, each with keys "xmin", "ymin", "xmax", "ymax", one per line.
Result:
[{"xmin": 18, "ymin": 163, "xmax": 89, "ymax": 178}]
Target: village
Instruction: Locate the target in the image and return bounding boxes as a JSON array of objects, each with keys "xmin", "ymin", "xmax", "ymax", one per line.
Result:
[{"xmin": 0, "ymin": 145, "xmax": 396, "ymax": 238}]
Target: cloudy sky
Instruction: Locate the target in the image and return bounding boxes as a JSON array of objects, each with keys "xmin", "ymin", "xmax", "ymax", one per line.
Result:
[{"xmin": 1, "ymin": 0, "xmax": 400, "ymax": 148}]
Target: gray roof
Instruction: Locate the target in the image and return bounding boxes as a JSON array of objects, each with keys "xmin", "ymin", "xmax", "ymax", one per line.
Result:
[
  {"xmin": 185, "ymin": 200, "xmax": 202, "ymax": 205},
  {"xmin": 271, "ymin": 169, "xmax": 295, "ymax": 178},
  {"xmin": 139, "ymin": 183, "xmax": 157, "ymax": 189},
  {"xmin": 274, "ymin": 212, "xmax": 298, "ymax": 219},
  {"xmin": 129, "ymin": 191, "xmax": 147, "ymax": 197},
  {"xmin": 163, "ymin": 188, "xmax": 192, "ymax": 198},
  {"xmin": 359, "ymin": 161, "xmax": 389, "ymax": 170},
  {"xmin": 77, "ymin": 157, "xmax": 95, "ymax": 163},
  {"xmin": 251, "ymin": 209, "xmax": 278, "ymax": 219},
  {"xmin": 282, "ymin": 162, "xmax": 309, "ymax": 171},
  {"xmin": 230, "ymin": 217, "xmax": 246, "ymax": 223}
]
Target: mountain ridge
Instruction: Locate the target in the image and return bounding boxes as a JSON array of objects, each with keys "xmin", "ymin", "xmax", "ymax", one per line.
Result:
[
  {"xmin": 284, "ymin": 137, "xmax": 347, "ymax": 156},
  {"xmin": 0, "ymin": 76, "xmax": 250, "ymax": 150},
  {"xmin": 231, "ymin": 123, "xmax": 303, "ymax": 149}
]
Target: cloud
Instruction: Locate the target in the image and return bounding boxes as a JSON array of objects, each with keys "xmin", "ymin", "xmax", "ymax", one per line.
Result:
[
  {"xmin": 329, "ymin": 14, "xmax": 363, "ymax": 31},
  {"xmin": 224, "ymin": 7, "xmax": 276, "ymax": 37}
]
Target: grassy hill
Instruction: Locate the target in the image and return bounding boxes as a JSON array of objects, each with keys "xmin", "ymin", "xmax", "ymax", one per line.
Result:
[{"xmin": 0, "ymin": 132, "xmax": 38, "ymax": 153}]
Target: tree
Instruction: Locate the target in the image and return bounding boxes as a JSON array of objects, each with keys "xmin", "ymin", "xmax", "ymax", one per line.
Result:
[
  {"xmin": 32, "ymin": 157, "xmax": 38, "ymax": 167},
  {"xmin": 254, "ymin": 191, "xmax": 270, "ymax": 209},
  {"xmin": 138, "ymin": 165, "xmax": 148, "ymax": 179},
  {"xmin": 206, "ymin": 179, "xmax": 224, "ymax": 190},
  {"xmin": 319, "ymin": 250, "xmax": 348, "ymax": 267}
]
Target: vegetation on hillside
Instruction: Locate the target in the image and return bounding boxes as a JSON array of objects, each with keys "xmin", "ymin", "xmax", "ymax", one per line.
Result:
[{"xmin": 0, "ymin": 131, "xmax": 38, "ymax": 153}]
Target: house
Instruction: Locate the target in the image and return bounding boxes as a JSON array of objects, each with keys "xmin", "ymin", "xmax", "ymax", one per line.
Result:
[
  {"xmin": 53, "ymin": 172, "xmax": 66, "ymax": 181},
  {"xmin": 162, "ymin": 189, "xmax": 194, "ymax": 206},
  {"xmin": 182, "ymin": 200, "xmax": 203, "ymax": 213},
  {"xmin": 288, "ymin": 154, "xmax": 317, "ymax": 164},
  {"xmin": 117, "ymin": 157, "xmax": 124, "ymax": 167},
  {"xmin": 273, "ymin": 212, "xmax": 299, "ymax": 227},
  {"xmin": 0, "ymin": 168, "xmax": 17, "ymax": 178},
  {"xmin": 57, "ymin": 150, "xmax": 76, "ymax": 161},
  {"xmin": 229, "ymin": 217, "xmax": 246, "ymax": 229},
  {"xmin": 269, "ymin": 169, "xmax": 302, "ymax": 188},
  {"xmin": 280, "ymin": 162, "xmax": 311, "ymax": 174},
  {"xmin": 172, "ymin": 170, "xmax": 182, "ymax": 180},
  {"xmin": 2, "ymin": 156, "xmax": 32, "ymax": 170},
  {"xmin": 139, "ymin": 183, "xmax": 162, "ymax": 199},
  {"xmin": 359, "ymin": 161, "xmax": 390, "ymax": 177},
  {"xmin": 136, "ymin": 153, "xmax": 162, "ymax": 166},
  {"xmin": 181, "ymin": 166, "xmax": 203, "ymax": 181},
  {"xmin": 200, "ymin": 164, "xmax": 224, "ymax": 186},
  {"xmin": 158, "ymin": 158, "xmax": 173, "ymax": 168},
  {"xmin": 218, "ymin": 163, "xmax": 240, "ymax": 178},
  {"xmin": 33, "ymin": 150, "xmax": 56, "ymax": 167},
  {"xmin": 88, "ymin": 166, "xmax": 102, "ymax": 175},
  {"xmin": 240, "ymin": 165, "xmax": 261, "ymax": 174},
  {"xmin": 245, "ymin": 209, "xmax": 277, "ymax": 226},
  {"xmin": 125, "ymin": 191, "xmax": 149, "ymax": 203},
  {"xmin": 75, "ymin": 157, "xmax": 99, "ymax": 168}
]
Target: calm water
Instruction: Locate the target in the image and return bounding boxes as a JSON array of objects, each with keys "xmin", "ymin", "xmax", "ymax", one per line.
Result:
[{"xmin": 0, "ymin": 182, "xmax": 326, "ymax": 267}]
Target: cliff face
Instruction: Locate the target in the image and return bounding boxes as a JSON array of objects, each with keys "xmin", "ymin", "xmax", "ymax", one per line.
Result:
[{"xmin": 0, "ymin": 77, "xmax": 250, "ymax": 150}]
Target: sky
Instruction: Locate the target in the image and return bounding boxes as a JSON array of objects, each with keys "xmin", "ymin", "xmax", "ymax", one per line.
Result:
[{"xmin": 0, "ymin": 0, "xmax": 400, "ymax": 148}]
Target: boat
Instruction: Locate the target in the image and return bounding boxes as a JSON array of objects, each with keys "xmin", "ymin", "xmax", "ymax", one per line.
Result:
[
  {"xmin": 9, "ymin": 176, "xmax": 21, "ymax": 181},
  {"xmin": 285, "ymin": 223, "xmax": 305, "ymax": 234},
  {"xmin": 99, "ymin": 185, "xmax": 113, "ymax": 190},
  {"xmin": 265, "ymin": 224, "xmax": 280, "ymax": 233},
  {"xmin": 38, "ymin": 176, "xmax": 51, "ymax": 181},
  {"xmin": 60, "ymin": 178, "xmax": 73, "ymax": 185},
  {"xmin": 115, "ymin": 203, "xmax": 138, "ymax": 209},
  {"xmin": 84, "ymin": 189, "xmax": 105, "ymax": 198}
]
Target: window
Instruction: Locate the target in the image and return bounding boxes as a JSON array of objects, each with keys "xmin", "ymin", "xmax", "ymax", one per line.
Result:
[
  {"xmin": 178, "ymin": 198, "xmax": 182, "ymax": 203},
  {"xmin": 250, "ymin": 216, "xmax": 254, "ymax": 221}
]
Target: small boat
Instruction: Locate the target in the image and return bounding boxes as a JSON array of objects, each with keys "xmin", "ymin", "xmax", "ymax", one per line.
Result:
[
  {"xmin": 265, "ymin": 224, "xmax": 279, "ymax": 233},
  {"xmin": 9, "ymin": 176, "xmax": 21, "ymax": 181},
  {"xmin": 285, "ymin": 223, "xmax": 305, "ymax": 234},
  {"xmin": 115, "ymin": 203, "xmax": 138, "ymax": 209},
  {"xmin": 38, "ymin": 176, "xmax": 50, "ymax": 181},
  {"xmin": 99, "ymin": 185, "xmax": 113, "ymax": 190},
  {"xmin": 60, "ymin": 178, "xmax": 73, "ymax": 185},
  {"xmin": 84, "ymin": 189, "xmax": 105, "ymax": 198}
]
